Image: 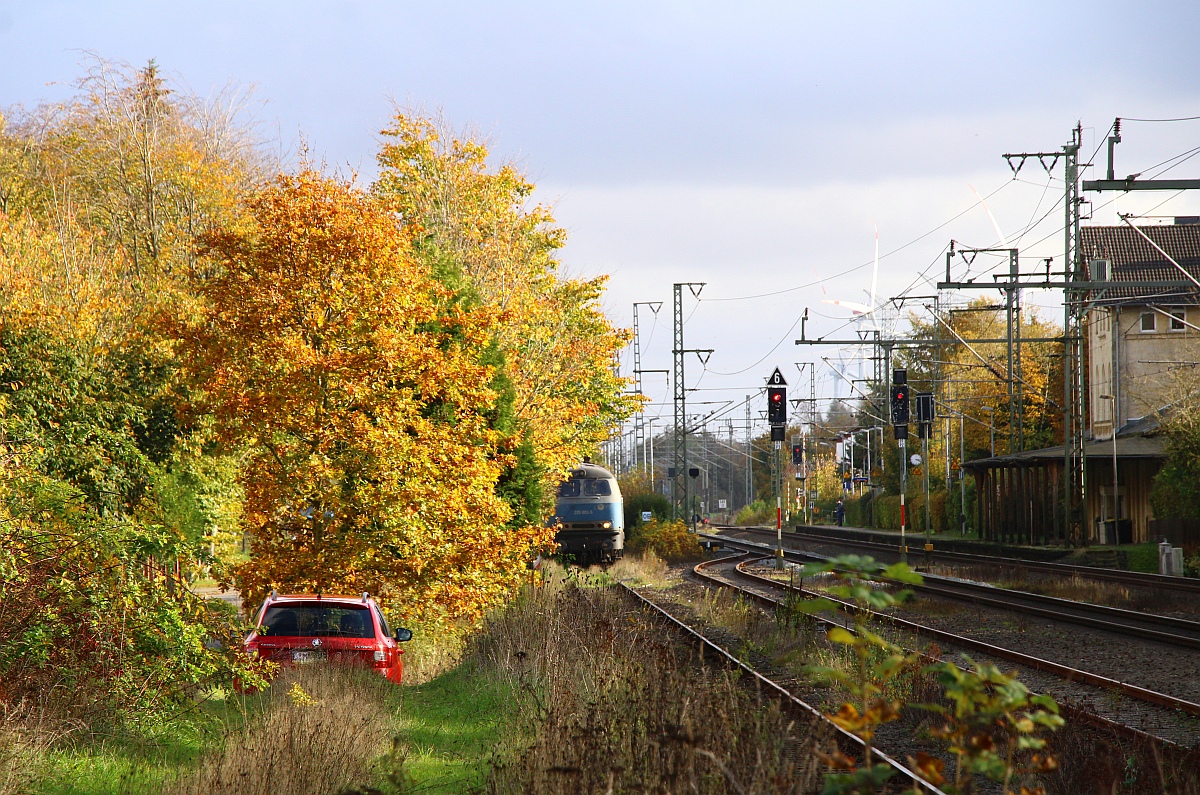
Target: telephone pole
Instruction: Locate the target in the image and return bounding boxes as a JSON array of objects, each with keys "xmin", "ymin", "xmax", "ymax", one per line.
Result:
[
  {"xmin": 632, "ymin": 301, "xmax": 663, "ymax": 471},
  {"xmin": 672, "ymin": 283, "xmax": 708, "ymax": 523}
]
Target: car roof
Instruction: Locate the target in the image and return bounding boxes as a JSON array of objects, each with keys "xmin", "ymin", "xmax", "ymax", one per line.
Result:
[{"xmin": 266, "ymin": 594, "xmax": 373, "ymax": 606}]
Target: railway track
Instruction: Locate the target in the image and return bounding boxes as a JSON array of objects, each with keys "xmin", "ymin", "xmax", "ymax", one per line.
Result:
[
  {"xmin": 739, "ymin": 523, "xmax": 1200, "ymax": 595},
  {"xmin": 713, "ymin": 528, "xmax": 1200, "ymax": 650},
  {"xmin": 616, "ymin": 577, "xmax": 950, "ymax": 794},
  {"xmin": 688, "ymin": 549, "xmax": 1200, "ymax": 752}
]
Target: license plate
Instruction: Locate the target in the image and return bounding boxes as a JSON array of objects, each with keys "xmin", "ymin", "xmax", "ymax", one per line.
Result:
[{"xmin": 291, "ymin": 650, "xmax": 327, "ymax": 664}]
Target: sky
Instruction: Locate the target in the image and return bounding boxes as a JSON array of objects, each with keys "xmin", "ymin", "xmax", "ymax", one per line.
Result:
[{"xmin": 4, "ymin": 0, "xmax": 1200, "ymax": 449}]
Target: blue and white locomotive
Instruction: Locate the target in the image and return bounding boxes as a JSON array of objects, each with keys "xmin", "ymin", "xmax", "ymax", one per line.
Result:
[{"xmin": 552, "ymin": 462, "xmax": 624, "ymax": 564}]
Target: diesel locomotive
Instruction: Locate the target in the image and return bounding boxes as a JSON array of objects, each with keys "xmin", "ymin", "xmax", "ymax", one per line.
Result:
[{"xmin": 552, "ymin": 462, "xmax": 624, "ymax": 564}]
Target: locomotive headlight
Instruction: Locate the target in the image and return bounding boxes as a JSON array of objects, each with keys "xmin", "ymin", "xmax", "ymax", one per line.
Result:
[{"xmin": 601, "ymin": 521, "xmax": 612, "ymax": 529}]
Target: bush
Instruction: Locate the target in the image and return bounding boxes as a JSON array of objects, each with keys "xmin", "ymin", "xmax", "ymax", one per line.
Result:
[
  {"xmin": 906, "ymin": 490, "xmax": 949, "ymax": 535},
  {"xmin": 843, "ymin": 492, "xmax": 874, "ymax": 527},
  {"xmin": 623, "ymin": 491, "xmax": 672, "ymax": 531},
  {"xmin": 626, "ymin": 519, "xmax": 701, "ymax": 561},
  {"xmin": 734, "ymin": 499, "xmax": 774, "ymax": 525},
  {"xmin": 0, "ymin": 466, "xmax": 267, "ymax": 727},
  {"xmin": 875, "ymin": 495, "xmax": 901, "ymax": 529}
]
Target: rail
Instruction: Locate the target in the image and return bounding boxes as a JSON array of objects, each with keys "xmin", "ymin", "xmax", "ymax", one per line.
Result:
[
  {"xmin": 765, "ymin": 524, "xmax": 1200, "ymax": 594},
  {"xmin": 690, "ymin": 551, "xmax": 1195, "ymax": 751},
  {"xmin": 711, "ymin": 529, "xmax": 1200, "ymax": 650},
  {"xmin": 617, "ymin": 572, "xmax": 949, "ymax": 794}
]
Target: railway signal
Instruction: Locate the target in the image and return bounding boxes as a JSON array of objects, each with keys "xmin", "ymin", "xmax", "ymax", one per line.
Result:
[
  {"xmin": 767, "ymin": 367, "xmax": 787, "ymax": 425},
  {"xmin": 767, "ymin": 386, "xmax": 786, "ymax": 424},
  {"xmin": 916, "ymin": 391, "xmax": 934, "ymax": 439},
  {"xmin": 765, "ymin": 367, "xmax": 788, "ymax": 568},
  {"xmin": 890, "ymin": 369, "xmax": 910, "ymax": 427},
  {"xmin": 791, "ymin": 442, "xmax": 804, "ymax": 467}
]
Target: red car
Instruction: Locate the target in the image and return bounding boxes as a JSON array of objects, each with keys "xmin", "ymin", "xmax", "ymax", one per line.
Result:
[{"xmin": 244, "ymin": 592, "xmax": 412, "ymax": 683}]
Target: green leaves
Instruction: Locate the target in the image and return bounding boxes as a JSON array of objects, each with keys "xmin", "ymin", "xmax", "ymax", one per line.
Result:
[
  {"xmin": 0, "ymin": 464, "xmax": 268, "ymax": 721},
  {"xmin": 921, "ymin": 656, "xmax": 1063, "ymax": 791}
]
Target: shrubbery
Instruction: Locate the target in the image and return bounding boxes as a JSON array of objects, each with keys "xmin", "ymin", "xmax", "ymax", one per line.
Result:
[
  {"xmin": 735, "ymin": 499, "xmax": 774, "ymax": 525},
  {"xmin": 623, "ymin": 490, "xmax": 672, "ymax": 531},
  {"xmin": 626, "ymin": 519, "xmax": 701, "ymax": 561},
  {"xmin": 0, "ymin": 464, "xmax": 267, "ymax": 725}
]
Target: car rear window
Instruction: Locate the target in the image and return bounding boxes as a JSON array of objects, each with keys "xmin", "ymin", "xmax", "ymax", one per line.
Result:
[{"xmin": 259, "ymin": 604, "xmax": 374, "ymax": 638}]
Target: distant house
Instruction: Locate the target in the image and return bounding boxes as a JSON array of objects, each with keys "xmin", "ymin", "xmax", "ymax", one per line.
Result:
[
  {"xmin": 1083, "ymin": 219, "xmax": 1200, "ymax": 440},
  {"xmin": 964, "ymin": 220, "xmax": 1200, "ymax": 546}
]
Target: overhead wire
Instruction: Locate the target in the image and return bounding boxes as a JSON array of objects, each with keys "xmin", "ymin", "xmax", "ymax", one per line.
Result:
[
  {"xmin": 702, "ymin": 182, "xmax": 1014, "ymax": 303},
  {"xmin": 633, "ymin": 126, "xmax": 1200, "ymax": 444},
  {"xmin": 1124, "ymin": 115, "xmax": 1200, "ymax": 123}
]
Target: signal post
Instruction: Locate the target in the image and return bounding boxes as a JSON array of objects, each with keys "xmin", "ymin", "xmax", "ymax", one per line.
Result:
[
  {"xmin": 890, "ymin": 369, "xmax": 910, "ymax": 563},
  {"xmin": 767, "ymin": 368, "xmax": 787, "ymax": 568},
  {"xmin": 916, "ymin": 391, "xmax": 935, "ymax": 557}
]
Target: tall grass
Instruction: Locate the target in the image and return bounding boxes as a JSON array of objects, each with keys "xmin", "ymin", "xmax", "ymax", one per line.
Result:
[
  {"xmin": 173, "ymin": 665, "xmax": 391, "ymax": 795},
  {"xmin": 470, "ymin": 583, "xmax": 832, "ymax": 794}
]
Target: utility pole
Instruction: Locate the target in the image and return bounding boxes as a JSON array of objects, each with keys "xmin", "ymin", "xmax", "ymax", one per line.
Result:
[
  {"xmin": 744, "ymin": 396, "xmax": 753, "ymax": 511},
  {"xmin": 891, "ymin": 369, "xmax": 910, "ymax": 562},
  {"xmin": 1001, "ymin": 124, "xmax": 1086, "ymax": 543},
  {"xmin": 672, "ymin": 283, "xmax": 708, "ymax": 524},
  {"xmin": 631, "ymin": 301, "xmax": 662, "ymax": 471}
]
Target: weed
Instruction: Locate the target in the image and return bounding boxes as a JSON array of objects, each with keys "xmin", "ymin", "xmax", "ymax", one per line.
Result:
[
  {"xmin": 471, "ymin": 583, "xmax": 832, "ymax": 793},
  {"xmin": 918, "ymin": 657, "xmax": 1062, "ymax": 794},
  {"xmin": 626, "ymin": 519, "xmax": 702, "ymax": 561},
  {"xmin": 173, "ymin": 664, "xmax": 390, "ymax": 795},
  {"xmin": 793, "ymin": 555, "xmax": 925, "ymax": 793},
  {"xmin": 609, "ymin": 549, "xmax": 674, "ymax": 587}
]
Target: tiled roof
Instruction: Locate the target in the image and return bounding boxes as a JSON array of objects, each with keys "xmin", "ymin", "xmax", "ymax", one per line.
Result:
[{"xmin": 1080, "ymin": 223, "xmax": 1200, "ymax": 304}]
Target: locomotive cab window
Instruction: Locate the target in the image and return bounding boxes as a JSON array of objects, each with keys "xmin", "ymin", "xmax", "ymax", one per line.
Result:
[
  {"xmin": 557, "ymin": 480, "xmax": 581, "ymax": 498},
  {"xmin": 583, "ymin": 479, "xmax": 612, "ymax": 496}
]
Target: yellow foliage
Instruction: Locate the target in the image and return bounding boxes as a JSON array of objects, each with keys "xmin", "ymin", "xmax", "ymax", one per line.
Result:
[
  {"xmin": 373, "ymin": 114, "xmax": 640, "ymax": 489},
  {"xmin": 182, "ymin": 171, "xmax": 553, "ymax": 626},
  {"xmin": 626, "ymin": 519, "xmax": 701, "ymax": 561},
  {"xmin": 0, "ymin": 213, "xmax": 130, "ymax": 352}
]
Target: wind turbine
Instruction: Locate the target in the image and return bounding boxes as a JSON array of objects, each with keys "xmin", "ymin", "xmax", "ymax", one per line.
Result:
[
  {"xmin": 822, "ymin": 227, "xmax": 880, "ymax": 324},
  {"xmin": 968, "ymin": 184, "xmax": 1010, "ymax": 249},
  {"xmin": 820, "ymin": 228, "xmax": 883, "ymax": 403}
]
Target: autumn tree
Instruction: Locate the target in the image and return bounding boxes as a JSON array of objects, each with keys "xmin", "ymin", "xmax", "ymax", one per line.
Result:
[
  {"xmin": 899, "ymin": 298, "xmax": 1063, "ymax": 464},
  {"xmin": 372, "ymin": 114, "xmax": 639, "ymax": 507},
  {"xmin": 0, "ymin": 59, "xmax": 267, "ymax": 723},
  {"xmin": 181, "ymin": 171, "xmax": 552, "ymax": 624}
]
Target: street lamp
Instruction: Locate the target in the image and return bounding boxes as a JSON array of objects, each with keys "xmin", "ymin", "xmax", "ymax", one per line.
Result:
[
  {"xmin": 1100, "ymin": 394, "xmax": 1119, "ymax": 544},
  {"xmin": 981, "ymin": 406, "xmax": 996, "ymax": 457}
]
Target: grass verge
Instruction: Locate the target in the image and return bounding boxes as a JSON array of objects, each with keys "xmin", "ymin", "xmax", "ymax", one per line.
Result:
[{"xmin": 393, "ymin": 663, "xmax": 518, "ymax": 793}]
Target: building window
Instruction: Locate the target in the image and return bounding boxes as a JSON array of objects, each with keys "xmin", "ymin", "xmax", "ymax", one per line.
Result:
[
  {"xmin": 1140, "ymin": 311, "xmax": 1156, "ymax": 332},
  {"xmin": 1170, "ymin": 308, "xmax": 1187, "ymax": 331}
]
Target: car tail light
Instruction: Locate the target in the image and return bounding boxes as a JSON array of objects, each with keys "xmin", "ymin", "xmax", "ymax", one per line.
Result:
[{"xmin": 373, "ymin": 650, "xmax": 386, "ymax": 662}]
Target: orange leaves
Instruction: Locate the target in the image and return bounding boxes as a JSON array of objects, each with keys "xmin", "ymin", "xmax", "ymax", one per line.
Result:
[
  {"xmin": 907, "ymin": 752, "xmax": 946, "ymax": 786},
  {"xmin": 182, "ymin": 171, "xmax": 539, "ymax": 625},
  {"xmin": 373, "ymin": 113, "xmax": 638, "ymax": 485}
]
